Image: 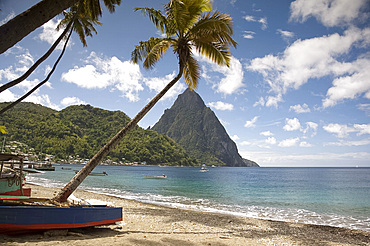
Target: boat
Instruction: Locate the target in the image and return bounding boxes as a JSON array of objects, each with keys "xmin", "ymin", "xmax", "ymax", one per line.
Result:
[
  {"xmin": 74, "ymin": 170, "xmax": 108, "ymax": 176},
  {"xmin": 33, "ymin": 162, "xmax": 55, "ymax": 171},
  {"xmin": 61, "ymin": 167, "xmax": 71, "ymax": 170},
  {"xmin": 0, "ymin": 154, "xmax": 30, "ymax": 196},
  {"xmin": 0, "ymin": 196, "xmax": 122, "ymax": 234},
  {"xmin": 200, "ymin": 164, "xmax": 209, "ymax": 172},
  {"xmin": 142, "ymin": 174, "xmax": 167, "ymax": 179}
]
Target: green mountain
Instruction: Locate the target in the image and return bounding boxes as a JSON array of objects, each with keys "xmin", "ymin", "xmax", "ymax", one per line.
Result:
[
  {"xmin": 152, "ymin": 89, "xmax": 259, "ymax": 167},
  {"xmin": 0, "ymin": 102, "xmax": 197, "ymax": 166}
]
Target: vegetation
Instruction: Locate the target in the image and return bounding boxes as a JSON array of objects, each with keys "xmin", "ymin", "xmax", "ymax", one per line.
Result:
[{"xmin": 0, "ymin": 102, "xmax": 197, "ymax": 166}]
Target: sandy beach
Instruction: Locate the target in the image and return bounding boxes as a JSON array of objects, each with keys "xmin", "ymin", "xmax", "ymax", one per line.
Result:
[{"xmin": 1, "ymin": 183, "xmax": 369, "ymax": 246}]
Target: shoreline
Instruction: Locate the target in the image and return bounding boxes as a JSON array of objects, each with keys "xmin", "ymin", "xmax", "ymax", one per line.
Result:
[{"xmin": 1, "ymin": 184, "xmax": 369, "ymax": 245}]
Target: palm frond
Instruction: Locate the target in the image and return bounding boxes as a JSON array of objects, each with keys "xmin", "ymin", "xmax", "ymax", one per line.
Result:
[
  {"xmin": 135, "ymin": 7, "xmax": 167, "ymax": 34},
  {"xmin": 194, "ymin": 41, "xmax": 231, "ymax": 66},
  {"xmin": 131, "ymin": 38, "xmax": 172, "ymax": 69},
  {"xmin": 182, "ymin": 54, "xmax": 200, "ymax": 90},
  {"xmin": 103, "ymin": 0, "xmax": 121, "ymax": 13},
  {"xmin": 144, "ymin": 39, "xmax": 172, "ymax": 69},
  {"xmin": 190, "ymin": 11, "xmax": 237, "ymax": 48}
]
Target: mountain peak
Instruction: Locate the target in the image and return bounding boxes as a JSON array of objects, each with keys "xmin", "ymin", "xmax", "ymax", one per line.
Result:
[{"xmin": 153, "ymin": 89, "xmax": 258, "ymax": 167}]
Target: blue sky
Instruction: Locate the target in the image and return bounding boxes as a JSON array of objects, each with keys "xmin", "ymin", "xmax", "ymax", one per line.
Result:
[{"xmin": 1, "ymin": 0, "xmax": 369, "ymax": 167}]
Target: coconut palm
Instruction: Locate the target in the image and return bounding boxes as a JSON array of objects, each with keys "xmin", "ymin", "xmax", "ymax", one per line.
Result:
[
  {"xmin": 0, "ymin": 0, "xmax": 121, "ymax": 54},
  {"xmin": 53, "ymin": 0, "xmax": 236, "ymax": 203},
  {"xmin": 0, "ymin": 2, "xmax": 102, "ymax": 115}
]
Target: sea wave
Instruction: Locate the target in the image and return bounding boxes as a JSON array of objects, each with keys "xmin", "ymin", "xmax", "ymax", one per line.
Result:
[{"xmin": 27, "ymin": 176, "xmax": 370, "ymax": 232}]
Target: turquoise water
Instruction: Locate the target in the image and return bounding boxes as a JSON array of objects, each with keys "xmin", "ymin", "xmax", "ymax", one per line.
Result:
[{"xmin": 27, "ymin": 165, "xmax": 370, "ymax": 232}]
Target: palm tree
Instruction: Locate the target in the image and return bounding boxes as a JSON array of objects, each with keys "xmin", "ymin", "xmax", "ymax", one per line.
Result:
[
  {"xmin": 0, "ymin": 2, "xmax": 102, "ymax": 115},
  {"xmin": 0, "ymin": 0, "xmax": 121, "ymax": 54},
  {"xmin": 53, "ymin": 0, "xmax": 236, "ymax": 203}
]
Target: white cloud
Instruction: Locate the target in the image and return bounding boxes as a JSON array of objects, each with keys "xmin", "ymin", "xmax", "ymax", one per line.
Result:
[
  {"xmin": 253, "ymin": 97, "xmax": 265, "ymax": 107},
  {"xmin": 290, "ymin": 0, "xmax": 368, "ymax": 27},
  {"xmin": 289, "ymin": 103, "xmax": 310, "ymax": 113},
  {"xmin": 303, "ymin": 122, "xmax": 318, "ymax": 137},
  {"xmin": 243, "ymin": 31, "xmax": 255, "ymax": 39},
  {"xmin": 283, "ymin": 118, "xmax": 301, "ymax": 131},
  {"xmin": 37, "ymin": 18, "xmax": 72, "ymax": 49},
  {"xmin": 0, "ymin": 88, "xmax": 17, "ymax": 102},
  {"xmin": 324, "ymin": 139, "xmax": 370, "ymax": 146},
  {"xmin": 322, "ymin": 54, "xmax": 370, "ymax": 107},
  {"xmin": 354, "ymin": 124, "xmax": 370, "ymax": 136},
  {"xmin": 278, "ymin": 137, "xmax": 300, "ymax": 147},
  {"xmin": 277, "ymin": 29, "xmax": 294, "ymax": 39},
  {"xmin": 260, "ymin": 131, "xmax": 274, "ymax": 136},
  {"xmin": 231, "ymin": 135, "xmax": 240, "ymax": 141},
  {"xmin": 244, "ymin": 116, "xmax": 259, "ymax": 128},
  {"xmin": 207, "ymin": 101, "xmax": 234, "ymax": 111},
  {"xmin": 323, "ymin": 123, "xmax": 356, "ymax": 138},
  {"xmin": 61, "ymin": 52, "xmax": 144, "ymax": 102},
  {"xmin": 240, "ymin": 150, "xmax": 370, "ymax": 167},
  {"xmin": 198, "ymin": 54, "xmax": 244, "ymax": 95},
  {"xmin": 357, "ymin": 103, "xmax": 370, "ymax": 116},
  {"xmin": 60, "ymin": 97, "xmax": 87, "ymax": 107},
  {"xmin": 143, "ymin": 72, "xmax": 186, "ymax": 100},
  {"xmin": 243, "ymin": 15, "xmax": 268, "ymax": 30},
  {"xmin": 0, "ymin": 12, "xmax": 15, "ymax": 26},
  {"xmin": 24, "ymin": 94, "xmax": 60, "ymax": 110},
  {"xmin": 300, "ymin": 141, "xmax": 313, "ymax": 147},
  {"xmin": 265, "ymin": 137, "xmax": 277, "ymax": 145},
  {"xmin": 247, "ymin": 27, "xmax": 370, "ymax": 108},
  {"xmin": 240, "ymin": 141, "xmax": 252, "ymax": 146}
]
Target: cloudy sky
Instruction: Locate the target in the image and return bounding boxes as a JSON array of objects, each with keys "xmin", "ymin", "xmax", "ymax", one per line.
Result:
[{"xmin": 1, "ymin": 0, "xmax": 369, "ymax": 167}]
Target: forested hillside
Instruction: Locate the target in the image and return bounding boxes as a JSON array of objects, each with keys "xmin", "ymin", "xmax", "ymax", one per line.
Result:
[{"xmin": 0, "ymin": 102, "xmax": 197, "ymax": 166}]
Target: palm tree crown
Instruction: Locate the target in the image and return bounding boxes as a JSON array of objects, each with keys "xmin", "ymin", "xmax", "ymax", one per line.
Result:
[{"xmin": 132, "ymin": 0, "xmax": 237, "ymax": 90}]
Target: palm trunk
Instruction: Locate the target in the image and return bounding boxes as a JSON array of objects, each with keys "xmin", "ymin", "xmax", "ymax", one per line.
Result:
[
  {"xmin": 0, "ymin": 0, "xmax": 78, "ymax": 54},
  {"xmin": 0, "ymin": 27, "xmax": 73, "ymax": 115},
  {"xmin": 53, "ymin": 65, "xmax": 184, "ymax": 203},
  {"xmin": 0, "ymin": 20, "xmax": 73, "ymax": 94}
]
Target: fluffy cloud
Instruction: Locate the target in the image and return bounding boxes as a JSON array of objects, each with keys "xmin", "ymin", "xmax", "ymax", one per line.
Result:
[
  {"xmin": 60, "ymin": 97, "xmax": 87, "ymax": 107},
  {"xmin": 247, "ymin": 27, "xmax": 370, "ymax": 108},
  {"xmin": 265, "ymin": 137, "xmax": 277, "ymax": 145},
  {"xmin": 290, "ymin": 0, "xmax": 368, "ymax": 27},
  {"xmin": 61, "ymin": 52, "xmax": 143, "ymax": 102},
  {"xmin": 143, "ymin": 72, "xmax": 186, "ymax": 100},
  {"xmin": 243, "ymin": 15, "xmax": 268, "ymax": 30},
  {"xmin": 289, "ymin": 103, "xmax": 310, "ymax": 113},
  {"xmin": 303, "ymin": 122, "xmax": 318, "ymax": 137},
  {"xmin": 278, "ymin": 137, "xmax": 300, "ymax": 147},
  {"xmin": 323, "ymin": 123, "xmax": 356, "ymax": 138},
  {"xmin": 323, "ymin": 123, "xmax": 370, "ymax": 138},
  {"xmin": 231, "ymin": 135, "xmax": 240, "ymax": 141},
  {"xmin": 283, "ymin": 118, "xmax": 301, "ymax": 131},
  {"xmin": 207, "ymin": 101, "xmax": 234, "ymax": 111},
  {"xmin": 300, "ymin": 141, "xmax": 313, "ymax": 147},
  {"xmin": 243, "ymin": 31, "xmax": 255, "ymax": 39},
  {"xmin": 260, "ymin": 131, "xmax": 274, "ymax": 136},
  {"xmin": 37, "ymin": 18, "xmax": 72, "ymax": 49},
  {"xmin": 244, "ymin": 116, "xmax": 259, "ymax": 128}
]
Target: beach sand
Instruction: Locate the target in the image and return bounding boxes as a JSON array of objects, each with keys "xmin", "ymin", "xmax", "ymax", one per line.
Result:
[{"xmin": 1, "ymin": 183, "xmax": 369, "ymax": 246}]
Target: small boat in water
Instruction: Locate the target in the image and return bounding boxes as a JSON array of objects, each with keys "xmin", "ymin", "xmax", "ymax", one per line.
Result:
[
  {"xmin": 200, "ymin": 164, "xmax": 209, "ymax": 172},
  {"xmin": 142, "ymin": 174, "xmax": 167, "ymax": 179}
]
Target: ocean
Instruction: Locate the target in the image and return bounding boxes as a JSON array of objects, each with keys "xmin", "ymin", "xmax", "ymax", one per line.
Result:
[{"xmin": 27, "ymin": 165, "xmax": 370, "ymax": 232}]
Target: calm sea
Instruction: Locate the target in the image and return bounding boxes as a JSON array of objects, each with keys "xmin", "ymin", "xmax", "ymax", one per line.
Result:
[{"xmin": 27, "ymin": 165, "xmax": 370, "ymax": 232}]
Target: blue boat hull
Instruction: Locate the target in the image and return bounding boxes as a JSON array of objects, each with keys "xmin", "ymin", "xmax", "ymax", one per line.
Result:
[{"xmin": 0, "ymin": 205, "xmax": 122, "ymax": 234}]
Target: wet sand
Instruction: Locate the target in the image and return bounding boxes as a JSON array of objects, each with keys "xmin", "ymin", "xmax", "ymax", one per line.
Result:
[{"xmin": 1, "ymin": 184, "xmax": 369, "ymax": 245}]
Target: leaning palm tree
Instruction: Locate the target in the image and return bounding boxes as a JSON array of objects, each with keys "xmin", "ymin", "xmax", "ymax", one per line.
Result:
[
  {"xmin": 53, "ymin": 0, "xmax": 236, "ymax": 203},
  {"xmin": 0, "ymin": 0, "xmax": 121, "ymax": 54},
  {"xmin": 0, "ymin": 2, "xmax": 102, "ymax": 115}
]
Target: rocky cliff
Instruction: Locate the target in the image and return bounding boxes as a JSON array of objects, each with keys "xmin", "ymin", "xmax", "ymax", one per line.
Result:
[{"xmin": 152, "ymin": 89, "xmax": 259, "ymax": 167}]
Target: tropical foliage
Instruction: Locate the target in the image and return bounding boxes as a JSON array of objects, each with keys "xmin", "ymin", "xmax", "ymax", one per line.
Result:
[{"xmin": 0, "ymin": 102, "xmax": 197, "ymax": 166}]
